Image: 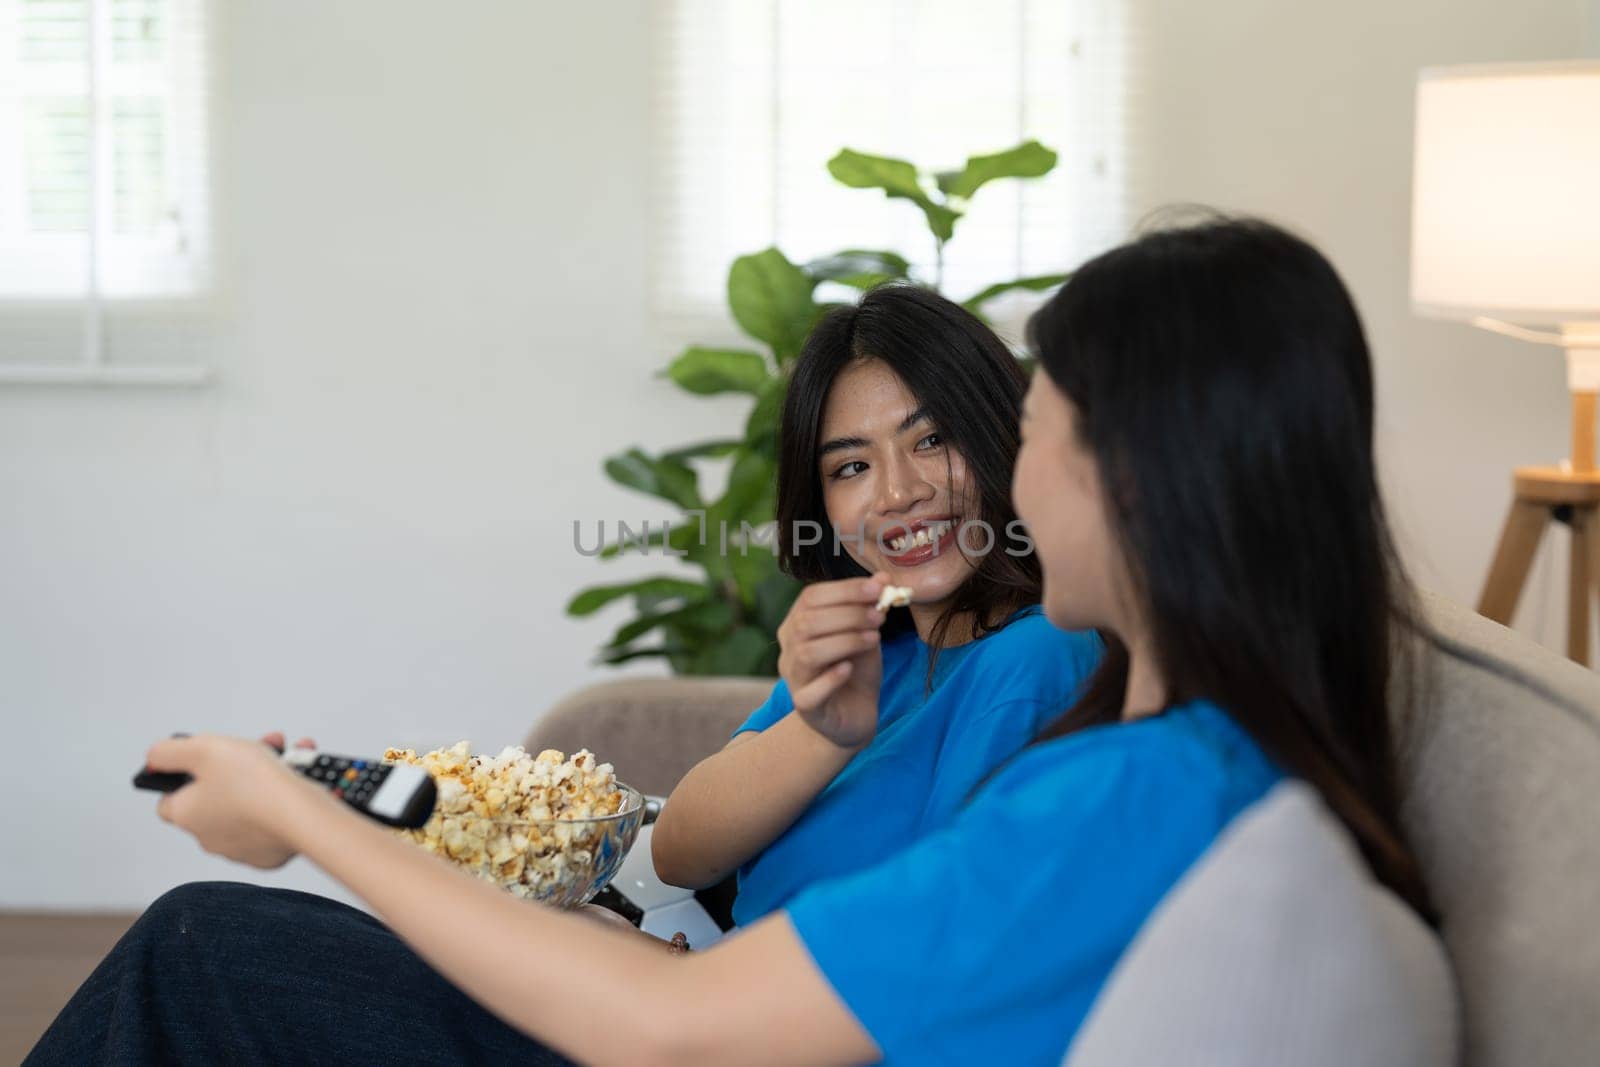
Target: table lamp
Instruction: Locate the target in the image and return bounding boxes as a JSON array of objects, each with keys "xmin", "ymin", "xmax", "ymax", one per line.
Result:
[{"xmin": 1411, "ymin": 60, "xmax": 1600, "ymax": 663}]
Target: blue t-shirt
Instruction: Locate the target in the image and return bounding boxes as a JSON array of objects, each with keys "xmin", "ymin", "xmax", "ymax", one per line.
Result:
[
  {"xmin": 731, "ymin": 608, "xmax": 1102, "ymax": 927},
  {"xmin": 784, "ymin": 699, "xmax": 1284, "ymax": 1066}
]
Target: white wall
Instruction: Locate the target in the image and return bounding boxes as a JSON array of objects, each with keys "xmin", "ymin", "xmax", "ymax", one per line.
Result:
[
  {"xmin": 0, "ymin": 0, "xmax": 702, "ymax": 910},
  {"xmin": 1125, "ymin": 0, "xmax": 1590, "ymax": 648},
  {"xmin": 1, "ymin": 0, "xmax": 1593, "ymax": 911}
]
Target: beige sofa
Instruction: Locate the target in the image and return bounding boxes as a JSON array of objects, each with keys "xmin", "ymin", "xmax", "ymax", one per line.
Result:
[{"xmin": 527, "ymin": 591, "xmax": 1600, "ymax": 1067}]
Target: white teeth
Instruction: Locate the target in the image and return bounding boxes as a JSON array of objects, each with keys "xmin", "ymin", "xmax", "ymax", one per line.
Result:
[{"xmin": 887, "ymin": 521, "xmax": 953, "ymax": 554}]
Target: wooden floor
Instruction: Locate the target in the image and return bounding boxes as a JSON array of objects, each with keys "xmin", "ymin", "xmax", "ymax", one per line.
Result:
[{"xmin": 0, "ymin": 912, "xmax": 136, "ymax": 1064}]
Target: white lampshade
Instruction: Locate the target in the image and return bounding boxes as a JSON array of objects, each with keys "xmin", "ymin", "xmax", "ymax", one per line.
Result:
[{"xmin": 1410, "ymin": 61, "xmax": 1600, "ymax": 326}]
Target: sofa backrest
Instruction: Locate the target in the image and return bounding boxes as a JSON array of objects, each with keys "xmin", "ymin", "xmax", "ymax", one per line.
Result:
[
  {"xmin": 1399, "ymin": 591, "xmax": 1600, "ymax": 1067},
  {"xmin": 527, "ymin": 675, "xmax": 770, "ymax": 797}
]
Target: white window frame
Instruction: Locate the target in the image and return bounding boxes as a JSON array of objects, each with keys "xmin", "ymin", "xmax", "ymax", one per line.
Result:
[
  {"xmin": 650, "ymin": 0, "xmax": 1132, "ymax": 350},
  {"xmin": 0, "ymin": 0, "xmax": 213, "ymax": 385}
]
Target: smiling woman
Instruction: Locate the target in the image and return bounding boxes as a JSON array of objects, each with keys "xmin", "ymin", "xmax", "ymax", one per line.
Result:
[
  {"xmin": 776, "ymin": 284, "xmax": 1041, "ymax": 652},
  {"xmin": 648, "ymin": 284, "xmax": 1102, "ymax": 923}
]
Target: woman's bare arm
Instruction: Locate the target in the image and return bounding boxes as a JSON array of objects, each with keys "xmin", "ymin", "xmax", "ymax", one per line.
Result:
[
  {"xmin": 651, "ymin": 716, "xmax": 862, "ymax": 889},
  {"xmin": 651, "ymin": 575, "xmax": 890, "ymax": 889},
  {"xmin": 276, "ymin": 775, "xmax": 879, "ymax": 1067}
]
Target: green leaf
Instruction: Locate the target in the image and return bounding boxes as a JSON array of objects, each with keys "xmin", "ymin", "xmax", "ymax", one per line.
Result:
[
  {"xmin": 604, "ymin": 598, "xmax": 734, "ymax": 649},
  {"xmin": 604, "ymin": 447, "xmax": 703, "ymax": 510},
  {"xmin": 566, "ymin": 576, "xmax": 708, "ymax": 617},
  {"xmin": 727, "ymin": 248, "xmax": 820, "ymax": 364},
  {"xmin": 597, "ymin": 645, "xmax": 682, "ymax": 666},
  {"xmin": 803, "ymin": 249, "xmax": 912, "ymax": 284},
  {"xmin": 686, "ymin": 625, "xmax": 776, "ymax": 677},
  {"xmin": 744, "ymin": 377, "xmax": 787, "ymax": 456},
  {"xmin": 827, "ymin": 149, "xmax": 961, "ymax": 242},
  {"xmin": 827, "ymin": 149, "xmax": 926, "ymax": 199},
  {"xmin": 829, "ymin": 273, "xmax": 896, "ymax": 291},
  {"xmin": 754, "ymin": 568, "xmax": 802, "ymax": 634},
  {"xmin": 664, "ymin": 347, "xmax": 770, "ymax": 397},
  {"xmin": 961, "ymin": 273, "xmax": 1071, "ymax": 312},
  {"xmin": 727, "ymin": 543, "xmax": 780, "ymax": 610},
  {"xmin": 935, "ymin": 140, "xmax": 1058, "ymax": 201},
  {"xmin": 674, "ymin": 598, "xmax": 739, "ymax": 635},
  {"xmin": 661, "ymin": 438, "xmax": 742, "ymax": 463},
  {"xmin": 717, "ymin": 449, "xmax": 777, "ymax": 525}
]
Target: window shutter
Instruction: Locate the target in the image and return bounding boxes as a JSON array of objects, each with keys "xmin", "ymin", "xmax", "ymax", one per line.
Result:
[
  {"xmin": 0, "ymin": 0, "xmax": 212, "ymax": 383},
  {"xmin": 651, "ymin": 0, "xmax": 1137, "ymax": 350}
]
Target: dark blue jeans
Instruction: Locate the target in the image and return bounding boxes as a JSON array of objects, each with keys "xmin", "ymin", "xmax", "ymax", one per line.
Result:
[{"xmin": 25, "ymin": 881, "xmax": 574, "ymax": 1066}]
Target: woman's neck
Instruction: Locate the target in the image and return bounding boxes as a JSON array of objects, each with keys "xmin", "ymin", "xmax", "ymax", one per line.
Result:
[
  {"xmin": 907, "ymin": 603, "xmax": 996, "ymax": 648},
  {"xmin": 909, "ymin": 603, "xmax": 958, "ymax": 645},
  {"xmin": 1121, "ymin": 631, "xmax": 1168, "ymax": 721}
]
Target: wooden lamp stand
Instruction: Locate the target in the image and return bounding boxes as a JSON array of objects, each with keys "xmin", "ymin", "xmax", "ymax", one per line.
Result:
[{"xmin": 1479, "ymin": 390, "xmax": 1600, "ymax": 663}]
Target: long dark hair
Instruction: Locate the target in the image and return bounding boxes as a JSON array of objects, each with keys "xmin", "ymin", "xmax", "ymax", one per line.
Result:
[
  {"xmin": 776, "ymin": 284, "xmax": 1040, "ymax": 653},
  {"xmin": 1027, "ymin": 217, "xmax": 1433, "ymax": 919}
]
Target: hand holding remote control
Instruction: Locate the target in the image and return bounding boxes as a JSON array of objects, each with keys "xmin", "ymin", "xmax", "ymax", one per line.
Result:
[{"xmin": 136, "ymin": 734, "xmax": 438, "ymax": 867}]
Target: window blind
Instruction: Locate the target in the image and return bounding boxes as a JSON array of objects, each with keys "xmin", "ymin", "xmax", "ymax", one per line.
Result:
[
  {"xmin": 652, "ymin": 0, "xmax": 1136, "ymax": 346},
  {"xmin": 0, "ymin": 0, "xmax": 212, "ymax": 383}
]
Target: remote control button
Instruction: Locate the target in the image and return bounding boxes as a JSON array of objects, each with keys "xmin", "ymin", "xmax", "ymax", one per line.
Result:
[
  {"xmin": 334, "ymin": 758, "xmax": 349, "ymax": 770},
  {"xmin": 316, "ymin": 755, "xmax": 334, "ymax": 769},
  {"xmin": 354, "ymin": 760, "xmax": 367, "ymax": 770}
]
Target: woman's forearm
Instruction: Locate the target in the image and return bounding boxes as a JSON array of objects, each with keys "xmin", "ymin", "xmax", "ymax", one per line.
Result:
[
  {"xmin": 273, "ymin": 776, "xmax": 878, "ymax": 1067},
  {"xmin": 651, "ymin": 713, "xmax": 861, "ymax": 889},
  {"xmin": 276, "ymin": 778, "xmax": 690, "ymax": 1064}
]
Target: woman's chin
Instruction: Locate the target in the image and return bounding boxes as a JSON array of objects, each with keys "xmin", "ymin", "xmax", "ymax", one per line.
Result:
[
  {"xmin": 878, "ymin": 551, "xmax": 971, "ymax": 603},
  {"xmin": 1042, "ymin": 597, "xmax": 1102, "ymax": 635}
]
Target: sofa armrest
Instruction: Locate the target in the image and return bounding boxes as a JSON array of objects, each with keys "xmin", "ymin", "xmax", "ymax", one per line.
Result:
[{"xmin": 524, "ymin": 676, "xmax": 776, "ymax": 797}]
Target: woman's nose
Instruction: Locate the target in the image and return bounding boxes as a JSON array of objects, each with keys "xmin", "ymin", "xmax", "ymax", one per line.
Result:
[{"xmin": 878, "ymin": 455, "xmax": 935, "ymax": 513}]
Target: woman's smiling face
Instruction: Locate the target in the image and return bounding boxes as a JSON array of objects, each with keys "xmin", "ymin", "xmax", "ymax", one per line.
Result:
[{"xmin": 817, "ymin": 358, "xmax": 980, "ymax": 613}]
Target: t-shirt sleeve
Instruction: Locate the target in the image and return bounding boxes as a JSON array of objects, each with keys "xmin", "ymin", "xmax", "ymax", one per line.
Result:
[
  {"xmin": 931, "ymin": 629, "xmax": 1106, "ymax": 794},
  {"xmin": 782, "ymin": 735, "xmax": 1233, "ymax": 1065},
  {"xmin": 732, "ymin": 679, "xmax": 794, "ymax": 737}
]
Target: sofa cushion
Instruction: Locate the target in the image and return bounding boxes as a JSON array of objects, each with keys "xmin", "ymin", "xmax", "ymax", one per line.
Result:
[
  {"xmin": 1063, "ymin": 781, "xmax": 1457, "ymax": 1066},
  {"xmin": 525, "ymin": 676, "xmax": 771, "ymax": 797}
]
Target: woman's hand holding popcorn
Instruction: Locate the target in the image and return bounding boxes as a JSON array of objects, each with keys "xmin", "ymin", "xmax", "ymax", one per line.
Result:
[{"xmin": 775, "ymin": 573, "xmax": 892, "ymax": 750}]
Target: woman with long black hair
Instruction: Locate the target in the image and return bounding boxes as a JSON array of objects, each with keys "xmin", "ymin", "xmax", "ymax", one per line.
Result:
[
  {"xmin": 652, "ymin": 284, "xmax": 1099, "ymax": 919},
  {"xmin": 28, "ymin": 218, "xmax": 1442, "ymax": 1066}
]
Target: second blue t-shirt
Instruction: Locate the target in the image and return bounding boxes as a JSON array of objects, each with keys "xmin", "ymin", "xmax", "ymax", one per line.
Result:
[{"xmin": 730, "ymin": 607, "xmax": 1103, "ymax": 926}]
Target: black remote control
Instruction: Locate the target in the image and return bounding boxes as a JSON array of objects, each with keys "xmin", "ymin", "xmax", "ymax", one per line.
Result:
[{"xmin": 133, "ymin": 748, "xmax": 437, "ymax": 830}]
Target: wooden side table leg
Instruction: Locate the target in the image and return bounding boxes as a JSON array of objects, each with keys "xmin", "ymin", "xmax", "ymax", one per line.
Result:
[
  {"xmin": 1570, "ymin": 508, "xmax": 1592, "ymax": 664},
  {"xmin": 1587, "ymin": 509, "xmax": 1600, "ymax": 663},
  {"xmin": 1478, "ymin": 500, "xmax": 1549, "ymax": 624}
]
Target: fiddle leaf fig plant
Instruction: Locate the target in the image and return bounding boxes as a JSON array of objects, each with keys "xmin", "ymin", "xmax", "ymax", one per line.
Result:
[{"xmin": 567, "ymin": 140, "xmax": 1071, "ymax": 675}]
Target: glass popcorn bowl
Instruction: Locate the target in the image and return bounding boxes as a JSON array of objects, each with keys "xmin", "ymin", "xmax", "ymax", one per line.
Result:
[{"xmin": 406, "ymin": 784, "xmax": 646, "ymax": 908}]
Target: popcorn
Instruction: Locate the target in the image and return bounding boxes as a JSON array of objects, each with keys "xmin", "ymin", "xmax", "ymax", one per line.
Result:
[
  {"xmin": 384, "ymin": 742, "xmax": 630, "ymax": 904},
  {"xmin": 875, "ymin": 584, "xmax": 914, "ymax": 612}
]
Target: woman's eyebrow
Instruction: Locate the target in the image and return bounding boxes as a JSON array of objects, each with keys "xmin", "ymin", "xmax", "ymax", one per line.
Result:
[
  {"xmin": 818, "ymin": 408, "xmax": 931, "ymax": 459},
  {"xmin": 897, "ymin": 406, "xmax": 931, "ymax": 434},
  {"xmin": 818, "ymin": 434, "xmax": 868, "ymax": 459}
]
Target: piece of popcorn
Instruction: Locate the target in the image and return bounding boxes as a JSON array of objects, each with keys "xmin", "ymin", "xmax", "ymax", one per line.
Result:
[{"xmin": 875, "ymin": 584, "xmax": 914, "ymax": 611}]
